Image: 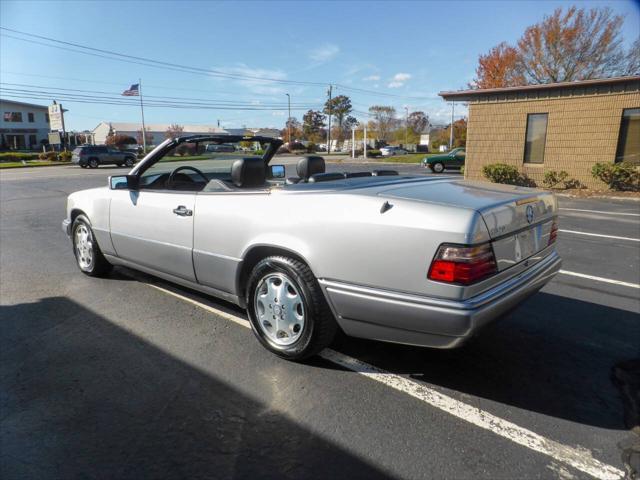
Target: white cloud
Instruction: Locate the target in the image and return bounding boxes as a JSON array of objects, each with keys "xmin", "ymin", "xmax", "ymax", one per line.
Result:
[
  {"xmin": 387, "ymin": 72, "xmax": 412, "ymax": 88},
  {"xmin": 308, "ymin": 43, "xmax": 340, "ymax": 62},
  {"xmin": 363, "ymin": 75, "xmax": 380, "ymax": 81},
  {"xmin": 213, "ymin": 64, "xmax": 289, "ymax": 95}
]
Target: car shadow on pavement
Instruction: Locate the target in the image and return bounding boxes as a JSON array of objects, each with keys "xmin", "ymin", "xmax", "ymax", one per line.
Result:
[
  {"xmin": 328, "ymin": 291, "xmax": 640, "ymax": 431},
  {"xmin": 0, "ymin": 298, "xmax": 391, "ymax": 480}
]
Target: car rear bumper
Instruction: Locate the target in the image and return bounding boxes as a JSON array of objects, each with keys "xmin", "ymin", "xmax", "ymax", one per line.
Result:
[{"xmin": 319, "ymin": 250, "xmax": 561, "ymax": 348}]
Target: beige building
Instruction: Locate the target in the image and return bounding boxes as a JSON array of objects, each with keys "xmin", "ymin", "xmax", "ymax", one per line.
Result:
[{"xmin": 439, "ymin": 76, "xmax": 640, "ymax": 189}]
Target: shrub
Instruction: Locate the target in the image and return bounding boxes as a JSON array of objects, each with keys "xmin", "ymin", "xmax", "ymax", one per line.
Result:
[
  {"xmin": 38, "ymin": 151, "xmax": 58, "ymax": 161},
  {"xmin": 543, "ymin": 170, "xmax": 584, "ymax": 190},
  {"xmin": 543, "ymin": 170, "xmax": 569, "ymax": 189},
  {"xmin": 58, "ymin": 151, "xmax": 72, "ymax": 162},
  {"xmin": 482, "ymin": 163, "xmax": 521, "ymax": 185},
  {"xmin": 0, "ymin": 152, "xmax": 39, "ymax": 162},
  {"xmin": 254, "ymin": 149, "xmax": 265, "ymax": 156},
  {"xmin": 482, "ymin": 163, "xmax": 535, "ymax": 187},
  {"xmin": 591, "ymin": 162, "xmax": 640, "ymax": 191}
]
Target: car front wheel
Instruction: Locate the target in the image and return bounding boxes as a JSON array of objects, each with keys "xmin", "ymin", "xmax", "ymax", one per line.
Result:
[
  {"xmin": 71, "ymin": 214, "xmax": 112, "ymax": 277},
  {"xmin": 246, "ymin": 256, "xmax": 337, "ymax": 360},
  {"xmin": 432, "ymin": 162, "xmax": 445, "ymax": 173},
  {"xmin": 88, "ymin": 158, "xmax": 99, "ymax": 169},
  {"xmin": 124, "ymin": 157, "xmax": 135, "ymax": 167}
]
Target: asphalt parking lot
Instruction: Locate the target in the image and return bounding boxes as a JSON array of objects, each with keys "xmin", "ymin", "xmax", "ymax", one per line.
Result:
[{"xmin": 1, "ymin": 161, "xmax": 639, "ymax": 479}]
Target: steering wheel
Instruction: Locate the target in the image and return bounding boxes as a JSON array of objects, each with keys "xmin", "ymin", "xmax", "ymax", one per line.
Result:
[{"xmin": 168, "ymin": 165, "xmax": 209, "ymax": 186}]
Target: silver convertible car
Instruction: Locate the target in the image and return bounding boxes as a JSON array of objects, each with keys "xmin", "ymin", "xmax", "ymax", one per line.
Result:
[{"xmin": 63, "ymin": 135, "xmax": 561, "ymax": 360}]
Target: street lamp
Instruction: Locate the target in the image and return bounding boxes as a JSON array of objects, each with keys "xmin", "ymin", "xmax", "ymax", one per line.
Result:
[{"xmin": 285, "ymin": 93, "xmax": 291, "ymax": 144}]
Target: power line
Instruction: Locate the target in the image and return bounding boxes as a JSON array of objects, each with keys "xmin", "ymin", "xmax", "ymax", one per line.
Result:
[
  {"xmin": 0, "ymin": 27, "xmax": 436, "ymax": 100},
  {"xmin": 0, "ymin": 82, "xmax": 314, "ymax": 107}
]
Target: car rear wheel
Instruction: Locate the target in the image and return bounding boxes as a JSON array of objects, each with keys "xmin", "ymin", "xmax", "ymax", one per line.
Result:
[
  {"xmin": 88, "ymin": 158, "xmax": 99, "ymax": 169},
  {"xmin": 71, "ymin": 214, "xmax": 112, "ymax": 277},
  {"xmin": 246, "ymin": 256, "xmax": 337, "ymax": 360},
  {"xmin": 80, "ymin": 164, "xmax": 87, "ymax": 169},
  {"xmin": 432, "ymin": 162, "xmax": 445, "ymax": 173},
  {"xmin": 124, "ymin": 157, "xmax": 134, "ymax": 167}
]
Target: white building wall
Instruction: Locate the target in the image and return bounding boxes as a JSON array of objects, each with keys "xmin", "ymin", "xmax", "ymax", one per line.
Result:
[{"xmin": 0, "ymin": 100, "xmax": 51, "ymax": 149}]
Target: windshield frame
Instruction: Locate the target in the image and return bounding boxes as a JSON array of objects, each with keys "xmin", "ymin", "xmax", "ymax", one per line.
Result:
[{"xmin": 129, "ymin": 134, "xmax": 283, "ymax": 179}]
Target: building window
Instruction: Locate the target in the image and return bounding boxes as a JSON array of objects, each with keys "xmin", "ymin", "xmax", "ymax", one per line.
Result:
[
  {"xmin": 3, "ymin": 112, "xmax": 23, "ymax": 123},
  {"xmin": 523, "ymin": 113, "xmax": 548, "ymax": 164},
  {"xmin": 29, "ymin": 134, "xmax": 37, "ymax": 146},
  {"xmin": 6, "ymin": 134, "xmax": 26, "ymax": 149},
  {"xmin": 28, "ymin": 112, "xmax": 35, "ymax": 123},
  {"xmin": 615, "ymin": 108, "xmax": 640, "ymax": 164}
]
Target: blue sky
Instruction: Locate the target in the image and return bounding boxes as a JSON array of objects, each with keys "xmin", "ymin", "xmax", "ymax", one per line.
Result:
[{"xmin": 1, "ymin": 0, "xmax": 638, "ymax": 131}]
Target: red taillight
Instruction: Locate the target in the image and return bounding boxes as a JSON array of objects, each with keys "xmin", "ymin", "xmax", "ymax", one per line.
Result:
[
  {"xmin": 428, "ymin": 244, "xmax": 497, "ymax": 285},
  {"xmin": 549, "ymin": 219, "xmax": 558, "ymax": 245}
]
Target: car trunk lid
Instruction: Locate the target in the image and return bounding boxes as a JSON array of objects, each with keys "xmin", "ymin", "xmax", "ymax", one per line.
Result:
[{"xmin": 379, "ymin": 179, "xmax": 557, "ymax": 272}]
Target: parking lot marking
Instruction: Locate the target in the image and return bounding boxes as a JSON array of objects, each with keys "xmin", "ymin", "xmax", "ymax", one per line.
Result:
[
  {"xmin": 560, "ymin": 208, "xmax": 640, "ymax": 217},
  {"xmin": 559, "ymin": 229, "xmax": 640, "ymax": 242},
  {"xmin": 136, "ymin": 276, "xmax": 624, "ymax": 480},
  {"xmin": 559, "ymin": 270, "xmax": 640, "ymax": 289}
]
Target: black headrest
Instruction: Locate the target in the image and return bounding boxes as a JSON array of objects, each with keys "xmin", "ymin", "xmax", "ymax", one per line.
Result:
[
  {"xmin": 296, "ymin": 156, "xmax": 325, "ymax": 180},
  {"xmin": 231, "ymin": 158, "xmax": 266, "ymax": 188}
]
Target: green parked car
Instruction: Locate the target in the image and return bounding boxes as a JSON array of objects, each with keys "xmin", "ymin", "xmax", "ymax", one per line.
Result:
[{"xmin": 422, "ymin": 148, "xmax": 465, "ymax": 173}]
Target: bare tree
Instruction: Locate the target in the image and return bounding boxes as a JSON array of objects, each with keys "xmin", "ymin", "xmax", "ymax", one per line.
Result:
[{"xmin": 368, "ymin": 106, "xmax": 397, "ymax": 143}]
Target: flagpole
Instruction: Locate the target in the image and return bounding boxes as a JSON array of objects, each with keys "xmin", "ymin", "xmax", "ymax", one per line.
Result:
[{"xmin": 139, "ymin": 78, "xmax": 147, "ymax": 153}]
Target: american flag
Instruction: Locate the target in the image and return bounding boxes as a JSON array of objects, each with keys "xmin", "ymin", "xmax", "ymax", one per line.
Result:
[{"xmin": 122, "ymin": 84, "xmax": 139, "ymax": 96}]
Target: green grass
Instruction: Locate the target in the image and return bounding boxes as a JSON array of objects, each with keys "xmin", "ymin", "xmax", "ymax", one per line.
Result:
[
  {"xmin": 0, "ymin": 160, "xmax": 67, "ymax": 169},
  {"xmin": 375, "ymin": 153, "xmax": 431, "ymax": 163}
]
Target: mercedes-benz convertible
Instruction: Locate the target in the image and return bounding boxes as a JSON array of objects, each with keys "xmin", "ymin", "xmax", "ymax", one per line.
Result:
[{"xmin": 63, "ymin": 135, "xmax": 561, "ymax": 360}]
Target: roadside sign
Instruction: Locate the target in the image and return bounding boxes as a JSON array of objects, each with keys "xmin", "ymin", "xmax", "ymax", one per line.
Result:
[
  {"xmin": 48, "ymin": 103, "xmax": 65, "ymax": 131},
  {"xmin": 48, "ymin": 132, "xmax": 62, "ymax": 145}
]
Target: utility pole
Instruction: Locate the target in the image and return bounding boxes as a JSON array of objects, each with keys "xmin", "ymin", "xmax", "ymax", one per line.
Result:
[
  {"xmin": 363, "ymin": 124, "xmax": 367, "ymax": 159},
  {"xmin": 285, "ymin": 93, "xmax": 291, "ymax": 144},
  {"xmin": 449, "ymin": 101, "xmax": 455, "ymax": 150},
  {"xmin": 326, "ymin": 85, "xmax": 332, "ymax": 153},
  {"xmin": 405, "ymin": 106, "xmax": 409, "ymax": 148}
]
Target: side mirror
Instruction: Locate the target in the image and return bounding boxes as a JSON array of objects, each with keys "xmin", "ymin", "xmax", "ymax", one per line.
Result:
[
  {"xmin": 109, "ymin": 175, "xmax": 139, "ymax": 190},
  {"xmin": 269, "ymin": 164, "xmax": 286, "ymax": 179}
]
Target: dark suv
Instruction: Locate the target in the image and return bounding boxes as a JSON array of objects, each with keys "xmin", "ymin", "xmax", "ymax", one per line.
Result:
[{"xmin": 72, "ymin": 146, "xmax": 137, "ymax": 168}]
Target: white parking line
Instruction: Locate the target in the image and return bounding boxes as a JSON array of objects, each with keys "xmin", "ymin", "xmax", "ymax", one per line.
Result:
[
  {"xmin": 559, "ymin": 229, "xmax": 640, "ymax": 242},
  {"xmin": 138, "ymin": 277, "xmax": 623, "ymax": 480},
  {"xmin": 560, "ymin": 208, "xmax": 640, "ymax": 217},
  {"xmin": 559, "ymin": 270, "xmax": 640, "ymax": 289}
]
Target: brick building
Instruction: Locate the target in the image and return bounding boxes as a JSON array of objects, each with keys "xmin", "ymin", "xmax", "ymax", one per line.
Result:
[{"xmin": 439, "ymin": 76, "xmax": 640, "ymax": 189}]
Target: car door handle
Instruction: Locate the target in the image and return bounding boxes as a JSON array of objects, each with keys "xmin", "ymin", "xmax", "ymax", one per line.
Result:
[{"xmin": 172, "ymin": 205, "xmax": 193, "ymax": 216}]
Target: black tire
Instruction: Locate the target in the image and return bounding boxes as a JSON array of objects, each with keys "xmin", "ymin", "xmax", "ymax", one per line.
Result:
[
  {"xmin": 432, "ymin": 162, "xmax": 445, "ymax": 173},
  {"xmin": 246, "ymin": 256, "xmax": 337, "ymax": 360},
  {"xmin": 124, "ymin": 157, "xmax": 135, "ymax": 167},
  {"xmin": 80, "ymin": 164, "xmax": 87, "ymax": 169},
  {"xmin": 88, "ymin": 157, "xmax": 99, "ymax": 169},
  {"xmin": 71, "ymin": 214, "xmax": 112, "ymax": 277}
]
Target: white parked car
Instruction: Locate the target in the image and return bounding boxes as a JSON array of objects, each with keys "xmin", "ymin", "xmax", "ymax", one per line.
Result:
[
  {"xmin": 380, "ymin": 146, "xmax": 408, "ymax": 156},
  {"xmin": 62, "ymin": 134, "xmax": 561, "ymax": 360}
]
